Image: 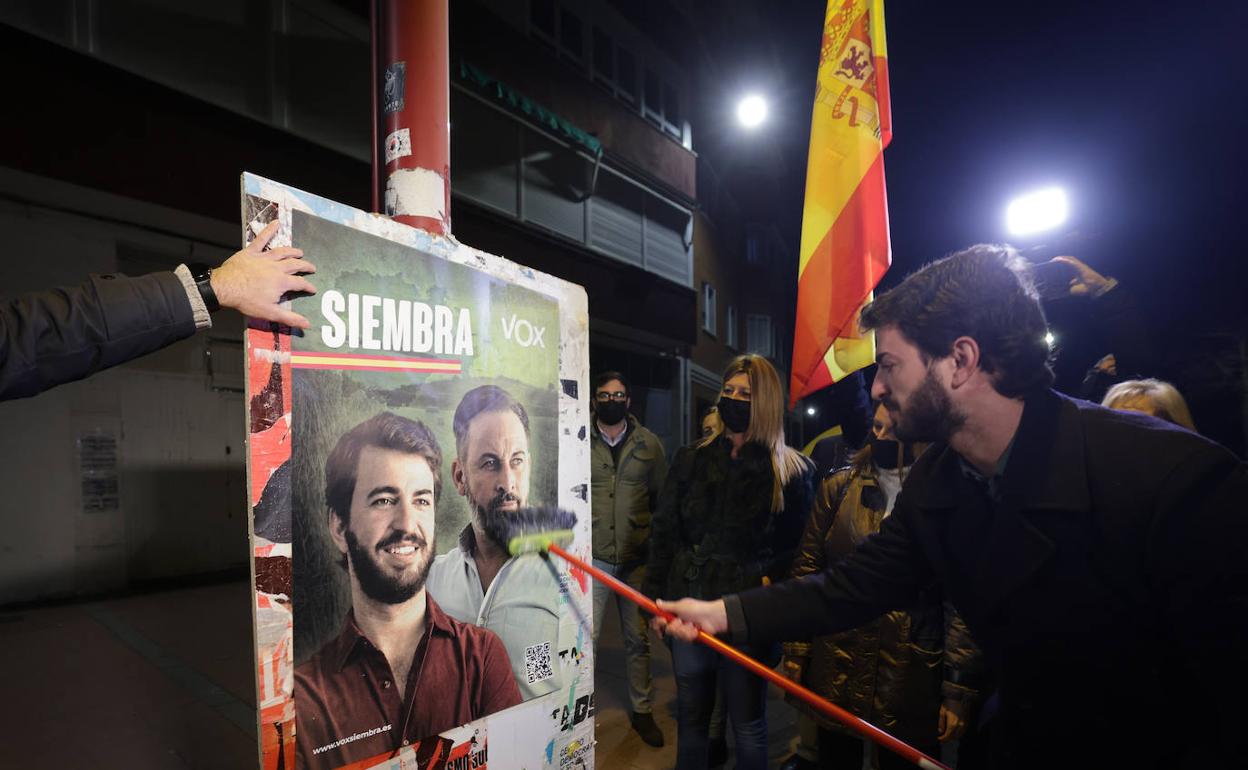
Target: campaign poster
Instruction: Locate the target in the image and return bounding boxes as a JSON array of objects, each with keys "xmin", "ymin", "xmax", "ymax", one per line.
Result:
[{"xmin": 242, "ymin": 174, "xmax": 594, "ymax": 770}]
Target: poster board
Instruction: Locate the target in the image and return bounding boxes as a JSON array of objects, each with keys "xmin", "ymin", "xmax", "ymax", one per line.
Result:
[{"xmin": 242, "ymin": 173, "xmax": 595, "ymax": 770}]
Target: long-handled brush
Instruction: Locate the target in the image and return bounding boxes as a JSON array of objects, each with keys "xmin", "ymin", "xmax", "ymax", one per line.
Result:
[{"xmin": 507, "ymin": 508, "xmax": 951, "ymax": 770}]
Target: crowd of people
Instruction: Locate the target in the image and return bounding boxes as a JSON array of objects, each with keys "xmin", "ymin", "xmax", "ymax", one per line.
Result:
[
  {"xmin": 4, "ymin": 232, "xmax": 1243, "ymax": 770},
  {"xmin": 592, "ymin": 245, "xmax": 1245, "ymax": 770}
]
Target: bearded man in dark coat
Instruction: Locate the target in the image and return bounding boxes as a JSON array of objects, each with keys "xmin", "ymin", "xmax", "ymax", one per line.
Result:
[{"xmin": 654, "ymin": 244, "xmax": 1248, "ymax": 770}]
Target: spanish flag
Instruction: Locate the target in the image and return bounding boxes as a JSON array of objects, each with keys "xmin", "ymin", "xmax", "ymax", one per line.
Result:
[{"xmin": 790, "ymin": 0, "xmax": 891, "ymax": 406}]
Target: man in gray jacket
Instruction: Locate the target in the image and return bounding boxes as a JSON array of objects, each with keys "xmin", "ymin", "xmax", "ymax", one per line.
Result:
[{"xmin": 590, "ymin": 370, "xmax": 668, "ymax": 747}]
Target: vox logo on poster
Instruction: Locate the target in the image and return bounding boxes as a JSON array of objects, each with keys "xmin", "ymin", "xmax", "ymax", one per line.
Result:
[{"xmin": 501, "ymin": 314, "xmax": 547, "ymax": 348}]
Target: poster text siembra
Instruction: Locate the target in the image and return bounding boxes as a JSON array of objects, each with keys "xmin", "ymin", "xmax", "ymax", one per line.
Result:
[{"xmin": 320, "ymin": 290, "xmax": 475, "ymax": 355}]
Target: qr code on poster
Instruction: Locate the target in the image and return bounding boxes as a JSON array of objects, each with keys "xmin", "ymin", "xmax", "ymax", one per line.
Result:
[{"xmin": 525, "ymin": 641, "xmax": 553, "ymax": 684}]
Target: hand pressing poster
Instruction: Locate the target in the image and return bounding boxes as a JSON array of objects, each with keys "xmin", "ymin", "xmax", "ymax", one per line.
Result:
[{"xmin": 241, "ymin": 173, "xmax": 594, "ymax": 770}]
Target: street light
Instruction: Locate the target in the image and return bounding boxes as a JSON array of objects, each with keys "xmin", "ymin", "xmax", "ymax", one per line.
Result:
[
  {"xmin": 737, "ymin": 94, "xmax": 768, "ymax": 129},
  {"xmin": 806, "ymin": 406, "xmax": 817, "ymax": 417},
  {"xmin": 1006, "ymin": 187, "xmax": 1068, "ymax": 236}
]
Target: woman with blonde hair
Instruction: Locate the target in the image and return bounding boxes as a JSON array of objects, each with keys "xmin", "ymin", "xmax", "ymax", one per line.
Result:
[
  {"xmin": 645, "ymin": 354, "xmax": 815, "ymax": 769},
  {"xmin": 1102, "ymin": 378, "xmax": 1196, "ymax": 431}
]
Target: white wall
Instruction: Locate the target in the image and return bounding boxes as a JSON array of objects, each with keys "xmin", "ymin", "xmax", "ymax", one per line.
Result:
[{"xmin": 0, "ymin": 170, "xmax": 250, "ymax": 604}]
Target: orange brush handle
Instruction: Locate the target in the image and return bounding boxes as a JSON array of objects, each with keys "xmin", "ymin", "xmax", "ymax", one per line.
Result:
[{"xmin": 548, "ymin": 542, "xmax": 950, "ymax": 770}]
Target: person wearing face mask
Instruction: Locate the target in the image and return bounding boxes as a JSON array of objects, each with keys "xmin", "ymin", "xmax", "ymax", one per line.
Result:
[
  {"xmin": 653, "ymin": 246, "xmax": 1248, "ymax": 769},
  {"xmin": 779, "ymin": 403, "xmax": 984, "ymax": 769},
  {"xmin": 644, "ymin": 354, "xmax": 815, "ymax": 770},
  {"xmin": 588, "ymin": 371, "xmax": 669, "ymax": 747}
]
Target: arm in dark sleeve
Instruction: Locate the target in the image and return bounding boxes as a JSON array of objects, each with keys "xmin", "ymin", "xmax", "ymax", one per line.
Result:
[
  {"xmin": 768, "ymin": 460, "xmax": 816, "ymax": 581},
  {"xmin": 1078, "ymin": 364, "xmax": 1119, "ymax": 403},
  {"xmin": 733, "ymin": 490, "xmax": 933, "ymax": 648},
  {"xmin": 1095, "ymin": 284, "xmax": 1156, "ymax": 378},
  {"xmin": 643, "ymin": 446, "xmax": 689, "ymax": 600},
  {"xmin": 0, "ymin": 272, "xmax": 197, "ymax": 401}
]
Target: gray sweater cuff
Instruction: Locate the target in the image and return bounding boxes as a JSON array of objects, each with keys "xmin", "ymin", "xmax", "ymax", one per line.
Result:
[
  {"xmin": 723, "ymin": 593, "xmax": 750, "ymax": 646},
  {"xmin": 174, "ymin": 264, "xmax": 212, "ymax": 329}
]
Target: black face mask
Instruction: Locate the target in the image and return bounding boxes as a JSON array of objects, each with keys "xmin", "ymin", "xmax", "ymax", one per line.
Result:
[
  {"xmin": 596, "ymin": 401, "xmax": 628, "ymax": 426},
  {"xmin": 872, "ymin": 438, "xmax": 917, "ymax": 470},
  {"xmin": 717, "ymin": 398, "xmax": 751, "ymax": 434}
]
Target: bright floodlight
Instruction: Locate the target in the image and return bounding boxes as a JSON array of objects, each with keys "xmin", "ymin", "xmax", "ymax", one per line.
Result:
[
  {"xmin": 806, "ymin": 406, "xmax": 817, "ymax": 417},
  {"xmin": 737, "ymin": 95, "xmax": 768, "ymax": 129},
  {"xmin": 1006, "ymin": 187, "xmax": 1068, "ymax": 236}
]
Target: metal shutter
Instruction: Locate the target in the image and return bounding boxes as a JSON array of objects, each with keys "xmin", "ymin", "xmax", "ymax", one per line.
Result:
[
  {"xmin": 644, "ymin": 194, "xmax": 691, "ymax": 286},
  {"xmin": 589, "ymin": 169, "xmax": 644, "ymax": 266},
  {"xmin": 451, "ymin": 92, "xmax": 519, "ymax": 216},
  {"xmin": 521, "ymin": 129, "xmax": 587, "ymax": 242}
]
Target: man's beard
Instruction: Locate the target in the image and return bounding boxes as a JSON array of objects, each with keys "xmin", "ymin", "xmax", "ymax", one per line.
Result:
[
  {"xmin": 886, "ymin": 368, "xmax": 965, "ymax": 443},
  {"xmin": 470, "ymin": 488, "xmax": 524, "ymax": 551},
  {"xmin": 345, "ymin": 528, "xmax": 433, "ymax": 605}
]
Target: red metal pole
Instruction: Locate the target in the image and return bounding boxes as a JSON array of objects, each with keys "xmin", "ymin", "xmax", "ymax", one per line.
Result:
[
  {"xmin": 378, "ymin": 0, "xmax": 451, "ymax": 236},
  {"xmin": 369, "ymin": 0, "xmax": 380, "ymax": 213},
  {"xmin": 547, "ymin": 542, "xmax": 951, "ymax": 770}
]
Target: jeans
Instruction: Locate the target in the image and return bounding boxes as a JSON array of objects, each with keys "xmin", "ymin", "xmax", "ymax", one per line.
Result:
[
  {"xmin": 590, "ymin": 559, "xmax": 653, "ymax": 713},
  {"xmin": 671, "ymin": 638, "xmax": 770, "ymax": 770}
]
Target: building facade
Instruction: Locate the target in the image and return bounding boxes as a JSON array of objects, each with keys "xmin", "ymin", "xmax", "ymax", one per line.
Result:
[{"xmin": 0, "ymin": 0, "xmax": 798, "ymax": 602}]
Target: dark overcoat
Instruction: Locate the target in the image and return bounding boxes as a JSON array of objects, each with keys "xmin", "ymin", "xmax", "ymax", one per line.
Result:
[
  {"xmin": 645, "ymin": 437, "xmax": 814, "ymax": 603},
  {"xmin": 736, "ymin": 389, "xmax": 1248, "ymax": 769},
  {"xmin": 0, "ymin": 272, "xmax": 196, "ymax": 401}
]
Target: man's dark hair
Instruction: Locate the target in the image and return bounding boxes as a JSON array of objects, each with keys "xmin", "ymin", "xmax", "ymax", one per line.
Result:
[
  {"xmin": 324, "ymin": 411, "xmax": 443, "ymax": 525},
  {"xmin": 452, "ymin": 385, "xmax": 531, "ymax": 459},
  {"xmin": 860, "ymin": 244, "xmax": 1055, "ymax": 397},
  {"xmin": 593, "ymin": 370, "xmax": 630, "ymax": 397}
]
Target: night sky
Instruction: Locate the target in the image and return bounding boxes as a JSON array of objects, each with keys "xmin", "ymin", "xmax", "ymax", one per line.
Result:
[{"xmin": 698, "ymin": 0, "xmax": 1248, "ymax": 452}]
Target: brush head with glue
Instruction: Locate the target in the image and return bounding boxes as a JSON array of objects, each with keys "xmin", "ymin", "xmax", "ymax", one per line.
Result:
[{"xmin": 504, "ymin": 506, "xmax": 578, "ymax": 557}]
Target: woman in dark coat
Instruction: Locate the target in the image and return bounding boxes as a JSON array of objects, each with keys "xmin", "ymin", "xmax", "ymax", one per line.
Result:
[
  {"xmin": 645, "ymin": 354, "xmax": 815, "ymax": 770},
  {"xmin": 781, "ymin": 404, "xmax": 983, "ymax": 769}
]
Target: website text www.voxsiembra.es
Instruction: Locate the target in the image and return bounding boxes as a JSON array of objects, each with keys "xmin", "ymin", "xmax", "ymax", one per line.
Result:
[{"xmin": 311, "ymin": 724, "xmax": 392, "ymax": 755}]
